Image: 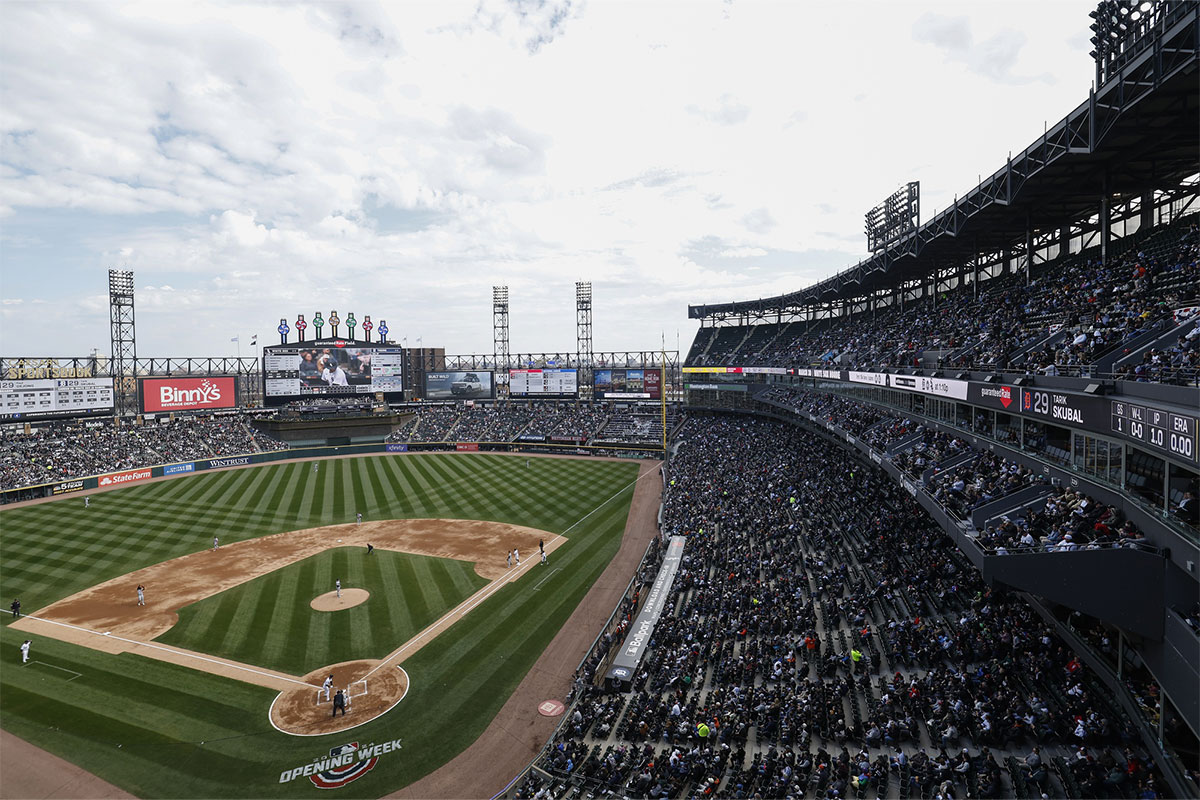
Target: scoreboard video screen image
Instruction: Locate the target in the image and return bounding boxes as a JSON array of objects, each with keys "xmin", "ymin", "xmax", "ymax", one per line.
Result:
[
  {"xmin": 508, "ymin": 368, "xmax": 577, "ymax": 397},
  {"xmin": 264, "ymin": 341, "xmax": 405, "ymax": 401},
  {"xmin": 594, "ymin": 368, "xmax": 661, "ymax": 400},
  {"xmin": 0, "ymin": 377, "xmax": 114, "ymax": 420},
  {"xmin": 424, "ymin": 371, "xmax": 495, "ymax": 401}
]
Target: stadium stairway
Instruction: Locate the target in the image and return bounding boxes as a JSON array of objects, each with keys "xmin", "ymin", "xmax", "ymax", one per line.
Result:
[
  {"xmin": 981, "ymin": 547, "xmax": 1166, "ymax": 639},
  {"xmin": 1109, "ymin": 313, "xmax": 1200, "ymax": 374}
]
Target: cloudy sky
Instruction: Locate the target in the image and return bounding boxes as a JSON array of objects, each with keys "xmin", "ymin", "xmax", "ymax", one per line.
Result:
[{"xmin": 1, "ymin": 0, "xmax": 1096, "ymax": 359}]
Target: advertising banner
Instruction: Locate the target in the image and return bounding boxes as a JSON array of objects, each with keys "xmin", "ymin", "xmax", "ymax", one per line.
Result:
[
  {"xmin": 140, "ymin": 377, "xmax": 237, "ymax": 413},
  {"xmin": 888, "ymin": 373, "xmax": 970, "ymax": 400},
  {"xmin": 163, "ymin": 462, "xmax": 196, "ymax": 475},
  {"xmin": 605, "ymin": 536, "xmax": 686, "ymax": 686},
  {"xmin": 99, "ymin": 468, "xmax": 153, "ymax": 487},
  {"xmin": 385, "ymin": 443, "xmax": 409, "ymax": 452},
  {"xmin": 207, "ymin": 456, "xmax": 251, "ymax": 469},
  {"xmin": 424, "ymin": 371, "xmax": 494, "ymax": 401},
  {"xmin": 455, "ymin": 443, "xmax": 480, "ymax": 452},
  {"xmin": 0, "ymin": 377, "xmax": 114, "ymax": 420},
  {"xmin": 52, "ymin": 479, "xmax": 86, "ymax": 495}
]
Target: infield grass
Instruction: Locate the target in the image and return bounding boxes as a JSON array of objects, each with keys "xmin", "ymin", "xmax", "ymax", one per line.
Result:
[
  {"xmin": 0, "ymin": 452, "xmax": 644, "ymax": 798},
  {"xmin": 156, "ymin": 548, "xmax": 487, "ymax": 674}
]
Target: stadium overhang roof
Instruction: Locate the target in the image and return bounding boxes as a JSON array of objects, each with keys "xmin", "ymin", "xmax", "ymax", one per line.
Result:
[{"xmin": 689, "ymin": 6, "xmax": 1199, "ymax": 320}]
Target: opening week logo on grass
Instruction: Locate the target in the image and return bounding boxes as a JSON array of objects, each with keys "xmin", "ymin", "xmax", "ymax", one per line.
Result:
[
  {"xmin": 141, "ymin": 377, "xmax": 236, "ymax": 413},
  {"xmin": 278, "ymin": 739, "xmax": 401, "ymax": 788}
]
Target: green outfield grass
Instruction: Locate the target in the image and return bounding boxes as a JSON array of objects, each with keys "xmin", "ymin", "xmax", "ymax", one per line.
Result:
[
  {"xmin": 0, "ymin": 453, "xmax": 644, "ymax": 798},
  {"xmin": 156, "ymin": 548, "xmax": 488, "ymax": 675}
]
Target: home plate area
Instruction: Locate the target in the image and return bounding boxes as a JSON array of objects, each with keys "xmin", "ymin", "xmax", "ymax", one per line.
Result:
[
  {"xmin": 270, "ymin": 660, "xmax": 409, "ymax": 736},
  {"xmin": 315, "ymin": 678, "xmax": 368, "ymax": 706}
]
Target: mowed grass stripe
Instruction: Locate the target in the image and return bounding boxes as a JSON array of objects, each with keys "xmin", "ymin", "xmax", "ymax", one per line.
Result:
[
  {"xmin": 1, "ymin": 453, "xmax": 643, "ymax": 799},
  {"xmin": 153, "ymin": 548, "xmax": 486, "ymax": 675}
]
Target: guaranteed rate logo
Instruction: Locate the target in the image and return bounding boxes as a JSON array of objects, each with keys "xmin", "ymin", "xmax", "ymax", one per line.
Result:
[
  {"xmin": 278, "ymin": 739, "xmax": 401, "ymax": 788},
  {"xmin": 978, "ymin": 385, "xmax": 1014, "ymax": 409}
]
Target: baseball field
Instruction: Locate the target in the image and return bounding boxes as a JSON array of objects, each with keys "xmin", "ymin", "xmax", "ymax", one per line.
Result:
[{"xmin": 0, "ymin": 452, "xmax": 654, "ymax": 798}]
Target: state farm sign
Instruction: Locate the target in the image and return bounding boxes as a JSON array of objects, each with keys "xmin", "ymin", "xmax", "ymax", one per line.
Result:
[
  {"xmin": 141, "ymin": 377, "xmax": 237, "ymax": 413},
  {"xmin": 99, "ymin": 468, "xmax": 152, "ymax": 487}
]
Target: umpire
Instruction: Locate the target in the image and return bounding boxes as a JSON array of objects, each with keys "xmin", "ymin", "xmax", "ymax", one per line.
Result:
[{"xmin": 332, "ymin": 689, "xmax": 347, "ymax": 717}]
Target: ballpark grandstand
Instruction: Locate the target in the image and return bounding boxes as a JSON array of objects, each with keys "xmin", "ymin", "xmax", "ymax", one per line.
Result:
[{"xmin": 1, "ymin": 3, "xmax": 1198, "ymax": 800}]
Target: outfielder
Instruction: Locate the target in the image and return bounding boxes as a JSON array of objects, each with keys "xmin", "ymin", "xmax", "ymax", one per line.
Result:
[
  {"xmin": 84, "ymin": 496, "xmax": 90, "ymax": 508},
  {"xmin": 20, "ymin": 640, "xmax": 31, "ymax": 663}
]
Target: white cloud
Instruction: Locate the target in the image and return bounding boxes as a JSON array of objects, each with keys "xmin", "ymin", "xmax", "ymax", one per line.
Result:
[{"xmin": 0, "ymin": 0, "xmax": 1099, "ymax": 357}]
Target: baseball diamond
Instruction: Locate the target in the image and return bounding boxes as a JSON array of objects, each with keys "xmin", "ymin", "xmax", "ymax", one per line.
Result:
[{"xmin": 0, "ymin": 452, "xmax": 657, "ymax": 797}]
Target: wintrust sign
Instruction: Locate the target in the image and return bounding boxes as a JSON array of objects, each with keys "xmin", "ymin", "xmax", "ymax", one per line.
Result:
[{"xmin": 141, "ymin": 377, "xmax": 237, "ymax": 413}]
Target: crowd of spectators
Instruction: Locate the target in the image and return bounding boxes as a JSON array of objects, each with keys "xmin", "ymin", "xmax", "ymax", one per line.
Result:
[
  {"xmin": 451, "ymin": 404, "xmax": 538, "ymax": 442},
  {"xmin": 595, "ymin": 408, "xmax": 683, "ymax": 445},
  {"xmin": 519, "ymin": 415, "xmax": 1167, "ymax": 799},
  {"xmin": 758, "ymin": 384, "xmax": 1197, "ymax": 533},
  {"xmin": 386, "ymin": 402, "xmax": 618, "ymax": 444},
  {"xmin": 689, "ymin": 217, "xmax": 1199, "ymax": 384},
  {"xmin": 0, "ymin": 414, "xmax": 286, "ymax": 490},
  {"xmin": 521, "ymin": 404, "xmax": 609, "ymax": 440}
]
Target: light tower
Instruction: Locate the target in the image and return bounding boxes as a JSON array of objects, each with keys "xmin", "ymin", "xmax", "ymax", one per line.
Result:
[
  {"xmin": 575, "ymin": 281, "xmax": 593, "ymax": 398},
  {"xmin": 108, "ymin": 269, "xmax": 136, "ymax": 417},
  {"xmin": 492, "ymin": 286, "xmax": 510, "ymax": 374}
]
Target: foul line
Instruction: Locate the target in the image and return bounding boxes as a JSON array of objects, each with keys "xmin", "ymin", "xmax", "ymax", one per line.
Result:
[
  {"xmin": 532, "ymin": 567, "xmax": 561, "ymax": 591},
  {"xmin": 363, "ymin": 462, "xmax": 659, "ymax": 680},
  {"xmin": 17, "ymin": 614, "xmax": 314, "ymax": 689},
  {"xmin": 25, "ymin": 660, "xmax": 82, "ymax": 681}
]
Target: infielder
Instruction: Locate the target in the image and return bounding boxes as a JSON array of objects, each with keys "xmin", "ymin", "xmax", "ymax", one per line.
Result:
[
  {"xmin": 20, "ymin": 640, "xmax": 31, "ymax": 663},
  {"xmin": 137, "ymin": 584, "xmax": 145, "ymax": 606},
  {"xmin": 356, "ymin": 512, "xmax": 362, "ymax": 524},
  {"xmin": 213, "ymin": 536, "xmax": 219, "ymax": 551},
  {"xmin": 322, "ymin": 674, "xmax": 334, "ymax": 701},
  {"xmin": 335, "ymin": 579, "xmax": 341, "ymax": 599},
  {"xmin": 514, "ymin": 548, "xmax": 520, "ymax": 566},
  {"xmin": 507, "ymin": 550, "xmax": 512, "ymax": 568}
]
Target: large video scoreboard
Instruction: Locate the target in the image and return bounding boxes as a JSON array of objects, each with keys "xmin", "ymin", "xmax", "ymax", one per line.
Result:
[
  {"xmin": 508, "ymin": 368, "xmax": 577, "ymax": 397},
  {"xmin": 263, "ymin": 340, "xmax": 405, "ymax": 404},
  {"xmin": 594, "ymin": 368, "xmax": 661, "ymax": 400},
  {"xmin": 0, "ymin": 377, "xmax": 114, "ymax": 420}
]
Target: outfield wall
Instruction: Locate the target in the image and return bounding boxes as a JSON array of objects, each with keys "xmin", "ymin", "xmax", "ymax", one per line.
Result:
[{"xmin": 0, "ymin": 440, "xmax": 665, "ymax": 505}]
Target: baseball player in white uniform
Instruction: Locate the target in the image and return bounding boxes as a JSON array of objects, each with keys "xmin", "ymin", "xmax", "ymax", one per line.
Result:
[
  {"xmin": 137, "ymin": 585, "xmax": 145, "ymax": 606},
  {"xmin": 84, "ymin": 496, "xmax": 90, "ymax": 508},
  {"xmin": 336, "ymin": 579, "xmax": 341, "ymax": 598},
  {"xmin": 514, "ymin": 548, "xmax": 520, "ymax": 566},
  {"xmin": 322, "ymin": 674, "xmax": 334, "ymax": 701},
  {"xmin": 213, "ymin": 536, "xmax": 219, "ymax": 550},
  {"xmin": 356, "ymin": 512, "xmax": 362, "ymax": 524},
  {"xmin": 20, "ymin": 640, "xmax": 31, "ymax": 663}
]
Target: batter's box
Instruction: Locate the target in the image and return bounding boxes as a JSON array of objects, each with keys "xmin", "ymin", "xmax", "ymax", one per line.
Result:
[{"xmin": 314, "ymin": 679, "xmax": 368, "ymax": 706}]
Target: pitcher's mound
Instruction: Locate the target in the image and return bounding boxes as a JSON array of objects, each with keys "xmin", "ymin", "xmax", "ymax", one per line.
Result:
[{"xmin": 311, "ymin": 588, "xmax": 369, "ymax": 611}]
